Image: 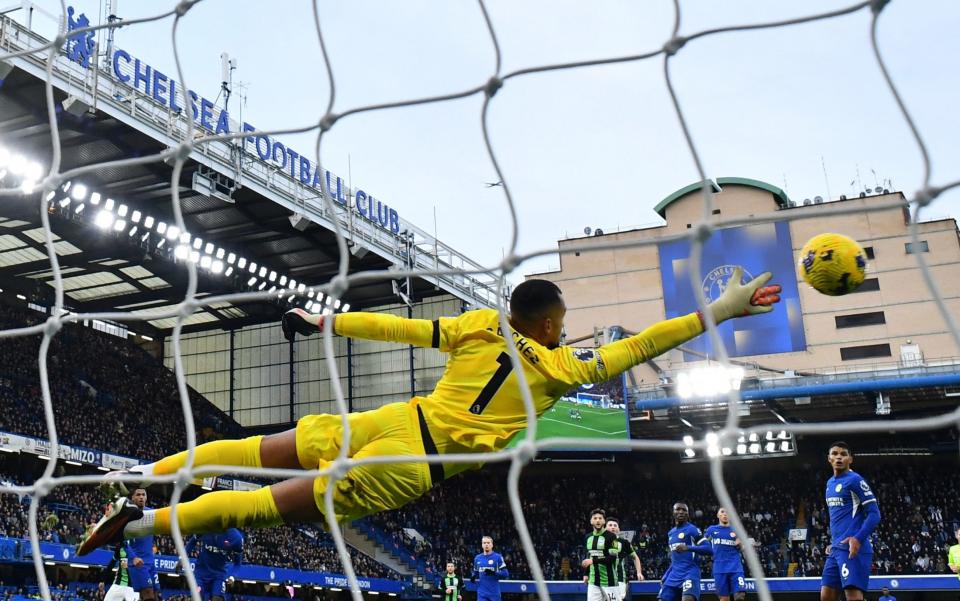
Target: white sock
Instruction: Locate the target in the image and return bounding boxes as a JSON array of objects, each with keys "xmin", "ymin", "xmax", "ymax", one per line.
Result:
[{"xmin": 123, "ymin": 510, "xmax": 156, "ymax": 538}]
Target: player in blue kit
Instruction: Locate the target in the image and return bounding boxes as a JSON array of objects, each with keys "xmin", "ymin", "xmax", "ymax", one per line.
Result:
[
  {"xmin": 821, "ymin": 442, "xmax": 881, "ymax": 601},
  {"xmin": 661, "ymin": 503, "xmax": 711, "ymax": 601},
  {"xmin": 185, "ymin": 529, "xmax": 245, "ymax": 601},
  {"xmin": 125, "ymin": 488, "xmax": 159, "ymax": 601},
  {"xmin": 472, "ymin": 536, "xmax": 508, "ymax": 601},
  {"xmin": 703, "ymin": 508, "xmax": 745, "ymax": 601}
]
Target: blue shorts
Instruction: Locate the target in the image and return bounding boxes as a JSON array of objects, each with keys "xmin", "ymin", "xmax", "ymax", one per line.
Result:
[
  {"xmin": 129, "ymin": 564, "xmax": 159, "ymax": 591},
  {"xmin": 713, "ymin": 572, "xmax": 745, "ymax": 597},
  {"xmin": 821, "ymin": 549, "xmax": 872, "ymax": 592},
  {"xmin": 197, "ymin": 576, "xmax": 227, "ymax": 601},
  {"xmin": 659, "ymin": 576, "xmax": 701, "ymax": 601}
]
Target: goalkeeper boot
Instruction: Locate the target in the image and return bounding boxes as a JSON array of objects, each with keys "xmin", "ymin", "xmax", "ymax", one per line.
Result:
[
  {"xmin": 76, "ymin": 497, "xmax": 143, "ymax": 556},
  {"xmin": 281, "ymin": 308, "xmax": 327, "ymax": 341}
]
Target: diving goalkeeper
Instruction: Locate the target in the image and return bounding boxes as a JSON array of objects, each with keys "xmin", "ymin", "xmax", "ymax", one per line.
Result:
[{"xmin": 78, "ymin": 268, "xmax": 779, "ymax": 555}]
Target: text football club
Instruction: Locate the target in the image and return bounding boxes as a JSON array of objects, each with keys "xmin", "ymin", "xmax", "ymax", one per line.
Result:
[{"xmin": 66, "ymin": 7, "xmax": 401, "ymax": 235}]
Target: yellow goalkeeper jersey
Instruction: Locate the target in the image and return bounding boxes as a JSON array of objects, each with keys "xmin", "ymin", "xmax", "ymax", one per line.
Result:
[{"xmin": 334, "ymin": 308, "xmax": 702, "ymax": 454}]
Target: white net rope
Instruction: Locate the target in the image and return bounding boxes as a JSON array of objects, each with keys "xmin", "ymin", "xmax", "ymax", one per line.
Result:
[{"xmin": 0, "ymin": 2, "xmax": 957, "ymax": 601}]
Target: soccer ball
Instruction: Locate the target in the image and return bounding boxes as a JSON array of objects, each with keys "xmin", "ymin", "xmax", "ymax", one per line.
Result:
[{"xmin": 797, "ymin": 233, "xmax": 867, "ymax": 296}]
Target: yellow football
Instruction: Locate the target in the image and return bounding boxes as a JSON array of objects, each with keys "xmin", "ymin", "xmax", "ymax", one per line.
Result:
[{"xmin": 797, "ymin": 233, "xmax": 867, "ymax": 296}]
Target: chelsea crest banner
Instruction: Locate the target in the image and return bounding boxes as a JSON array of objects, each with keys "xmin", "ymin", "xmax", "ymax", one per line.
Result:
[{"xmin": 658, "ymin": 221, "xmax": 806, "ymax": 359}]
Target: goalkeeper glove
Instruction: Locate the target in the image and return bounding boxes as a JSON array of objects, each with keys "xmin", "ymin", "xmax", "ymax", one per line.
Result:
[
  {"xmin": 41, "ymin": 513, "xmax": 59, "ymax": 531},
  {"xmin": 706, "ymin": 267, "xmax": 781, "ymax": 325}
]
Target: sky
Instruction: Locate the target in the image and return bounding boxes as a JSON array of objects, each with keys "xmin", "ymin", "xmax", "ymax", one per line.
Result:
[{"xmin": 21, "ymin": 0, "xmax": 960, "ymax": 282}]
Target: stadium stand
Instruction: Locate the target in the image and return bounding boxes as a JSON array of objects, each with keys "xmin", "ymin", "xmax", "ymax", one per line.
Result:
[
  {"xmin": 0, "ymin": 302, "xmax": 958, "ymax": 592},
  {"xmin": 0, "ymin": 304, "xmax": 238, "ymax": 460},
  {"xmin": 0, "ymin": 303, "xmax": 403, "ymax": 582},
  {"xmin": 364, "ymin": 459, "xmax": 960, "ymax": 581}
]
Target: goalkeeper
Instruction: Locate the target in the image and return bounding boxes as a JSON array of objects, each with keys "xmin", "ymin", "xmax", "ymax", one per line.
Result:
[{"xmin": 79, "ymin": 268, "xmax": 780, "ymax": 554}]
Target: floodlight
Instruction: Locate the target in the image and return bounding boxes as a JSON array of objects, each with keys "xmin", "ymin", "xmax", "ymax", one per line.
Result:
[{"xmin": 94, "ymin": 210, "xmax": 114, "ymax": 229}]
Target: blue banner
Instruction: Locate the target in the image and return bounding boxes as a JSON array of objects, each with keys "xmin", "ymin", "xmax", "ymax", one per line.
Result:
[
  {"xmin": 7, "ymin": 539, "xmax": 403, "ymax": 594},
  {"xmin": 482, "ymin": 575, "xmax": 960, "ymax": 594},
  {"xmin": 658, "ymin": 222, "xmax": 806, "ymax": 358}
]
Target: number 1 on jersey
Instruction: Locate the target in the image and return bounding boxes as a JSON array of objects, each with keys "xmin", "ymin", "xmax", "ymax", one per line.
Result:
[{"xmin": 469, "ymin": 352, "xmax": 514, "ymax": 414}]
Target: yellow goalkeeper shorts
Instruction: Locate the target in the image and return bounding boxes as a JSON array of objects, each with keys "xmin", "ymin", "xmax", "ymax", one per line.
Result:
[{"xmin": 295, "ymin": 400, "xmax": 448, "ymax": 523}]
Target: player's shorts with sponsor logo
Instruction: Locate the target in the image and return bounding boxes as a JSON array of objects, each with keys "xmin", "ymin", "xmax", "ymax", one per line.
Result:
[
  {"xmin": 659, "ymin": 575, "xmax": 701, "ymax": 601},
  {"xmin": 129, "ymin": 564, "xmax": 159, "ymax": 591},
  {"xmin": 588, "ymin": 583, "xmax": 621, "ymax": 601},
  {"xmin": 821, "ymin": 548, "xmax": 871, "ymax": 592},
  {"xmin": 713, "ymin": 572, "xmax": 746, "ymax": 597}
]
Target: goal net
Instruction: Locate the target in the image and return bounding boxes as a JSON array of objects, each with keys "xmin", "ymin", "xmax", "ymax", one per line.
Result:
[{"xmin": 0, "ymin": 4, "xmax": 957, "ymax": 601}]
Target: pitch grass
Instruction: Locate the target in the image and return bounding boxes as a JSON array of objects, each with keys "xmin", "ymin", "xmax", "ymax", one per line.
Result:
[{"xmin": 506, "ymin": 399, "xmax": 629, "ymax": 447}]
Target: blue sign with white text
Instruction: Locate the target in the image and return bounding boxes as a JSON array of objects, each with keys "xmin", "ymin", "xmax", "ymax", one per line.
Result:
[
  {"xmin": 63, "ymin": 6, "xmax": 401, "ymax": 236},
  {"xmin": 658, "ymin": 221, "xmax": 806, "ymax": 359},
  {"xmin": 8, "ymin": 539, "xmax": 403, "ymax": 593}
]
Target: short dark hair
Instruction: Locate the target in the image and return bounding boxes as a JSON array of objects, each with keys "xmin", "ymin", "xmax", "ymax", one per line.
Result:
[
  {"xmin": 510, "ymin": 279, "xmax": 563, "ymax": 326},
  {"xmin": 828, "ymin": 441, "xmax": 851, "ymax": 453},
  {"xmin": 590, "ymin": 508, "xmax": 606, "ymax": 519},
  {"xmin": 606, "ymin": 516, "xmax": 620, "ymax": 526}
]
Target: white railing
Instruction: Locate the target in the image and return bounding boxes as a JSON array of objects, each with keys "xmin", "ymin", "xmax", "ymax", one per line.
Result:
[{"xmin": 0, "ymin": 14, "xmax": 504, "ymax": 309}]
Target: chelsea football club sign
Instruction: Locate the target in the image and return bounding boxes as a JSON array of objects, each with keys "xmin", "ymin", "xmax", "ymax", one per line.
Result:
[{"xmin": 65, "ymin": 7, "xmax": 401, "ymax": 235}]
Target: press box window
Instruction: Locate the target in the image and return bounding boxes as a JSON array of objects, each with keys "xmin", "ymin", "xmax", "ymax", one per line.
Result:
[
  {"xmin": 840, "ymin": 343, "xmax": 892, "ymax": 361},
  {"xmin": 835, "ymin": 311, "xmax": 886, "ymax": 329},
  {"xmin": 905, "ymin": 240, "xmax": 929, "ymax": 254}
]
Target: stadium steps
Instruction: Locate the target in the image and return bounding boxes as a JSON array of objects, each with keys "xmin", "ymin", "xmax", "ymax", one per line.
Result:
[
  {"xmin": 343, "ymin": 522, "xmax": 417, "ymax": 579},
  {"xmin": 348, "ymin": 521, "xmax": 436, "ymax": 592},
  {"xmin": 795, "ymin": 501, "xmax": 808, "ymax": 529}
]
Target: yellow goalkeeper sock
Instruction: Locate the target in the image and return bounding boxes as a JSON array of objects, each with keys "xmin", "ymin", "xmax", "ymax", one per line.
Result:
[
  {"xmin": 132, "ymin": 487, "xmax": 284, "ymax": 537},
  {"xmin": 143, "ymin": 436, "xmax": 264, "ymax": 478}
]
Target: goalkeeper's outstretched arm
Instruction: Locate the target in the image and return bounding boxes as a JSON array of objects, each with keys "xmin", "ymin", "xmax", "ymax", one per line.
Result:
[
  {"xmin": 282, "ymin": 309, "xmax": 461, "ymax": 350},
  {"xmin": 549, "ymin": 267, "xmax": 780, "ymax": 388}
]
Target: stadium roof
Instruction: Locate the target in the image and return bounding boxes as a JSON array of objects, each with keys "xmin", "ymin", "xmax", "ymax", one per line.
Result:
[
  {"xmin": 653, "ymin": 177, "xmax": 791, "ymax": 218},
  {"xmin": 0, "ymin": 52, "xmax": 487, "ymax": 338},
  {"xmin": 630, "ymin": 374, "xmax": 957, "ymax": 442}
]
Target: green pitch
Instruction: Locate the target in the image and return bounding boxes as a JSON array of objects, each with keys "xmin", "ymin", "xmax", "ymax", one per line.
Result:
[{"xmin": 506, "ymin": 399, "xmax": 629, "ymax": 447}]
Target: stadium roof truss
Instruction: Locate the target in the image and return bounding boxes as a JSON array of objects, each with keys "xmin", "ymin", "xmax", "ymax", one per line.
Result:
[{"xmin": 0, "ymin": 18, "xmax": 501, "ymax": 337}]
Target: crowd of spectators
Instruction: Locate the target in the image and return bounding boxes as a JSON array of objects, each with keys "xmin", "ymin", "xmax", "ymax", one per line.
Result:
[
  {"xmin": 0, "ymin": 463, "xmax": 402, "ymax": 581},
  {"xmin": 795, "ymin": 464, "xmax": 959, "ymax": 577},
  {"xmin": 2, "ymin": 303, "xmax": 959, "ymax": 589},
  {"xmin": 0, "ymin": 303, "xmax": 401, "ymax": 582},
  {"xmin": 0, "ymin": 304, "xmax": 238, "ymax": 462},
  {"xmin": 366, "ymin": 461, "xmax": 959, "ymax": 581}
]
